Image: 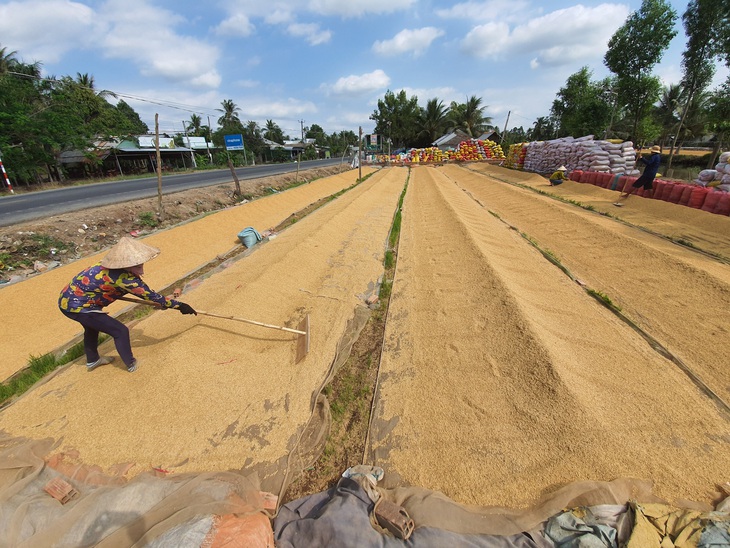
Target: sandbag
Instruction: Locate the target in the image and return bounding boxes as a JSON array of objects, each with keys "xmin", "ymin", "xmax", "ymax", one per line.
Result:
[{"xmin": 238, "ymin": 226, "xmax": 263, "ymax": 248}]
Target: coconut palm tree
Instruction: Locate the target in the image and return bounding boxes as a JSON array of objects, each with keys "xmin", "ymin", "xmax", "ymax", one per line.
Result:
[
  {"xmin": 75, "ymin": 72, "xmax": 116, "ymax": 99},
  {"xmin": 675, "ymin": 90, "xmax": 710, "ymax": 151},
  {"xmin": 264, "ymin": 119, "xmax": 284, "ymax": 143},
  {"xmin": 0, "ymin": 45, "xmax": 18, "ymax": 75},
  {"xmin": 450, "ymin": 96, "xmax": 491, "ymax": 137},
  {"xmin": 656, "ymin": 83, "xmax": 683, "ymax": 147},
  {"xmin": 186, "ymin": 114, "xmax": 203, "ymax": 135},
  {"xmin": 418, "ymin": 98, "xmax": 450, "ymax": 144},
  {"xmin": 217, "ymin": 99, "xmax": 241, "ymax": 127}
]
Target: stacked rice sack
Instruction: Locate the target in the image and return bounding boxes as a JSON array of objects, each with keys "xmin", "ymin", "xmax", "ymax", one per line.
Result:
[
  {"xmin": 506, "ymin": 143, "xmax": 528, "ymax": 169},
  {"xmin": 695, "ymin": 151, "xmax": 730, "ymax": 191},
  {"xmin": 522, "ymin": 135, "xmax": 637, "ymax": 175}
]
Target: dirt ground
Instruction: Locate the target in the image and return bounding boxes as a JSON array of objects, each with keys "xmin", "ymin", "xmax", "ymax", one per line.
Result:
[{"xmin": 0, "ymin": 166, "xmax": 345, "ymax": 282}]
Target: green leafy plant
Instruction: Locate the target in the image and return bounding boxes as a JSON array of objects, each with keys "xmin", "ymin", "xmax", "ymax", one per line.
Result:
[
  {"xmin": 30, "ymin": 233, "xmax": 70, "ymax": 256},
  {"xmin": 0, "ymin": 340, "xmax": 88, "ymax": 407},
  {"xmin": 138, "ymin": 211, "xmax": 159, "ymax": 228},
  {"xmin": 587, "ymin": 289, "xmax": 621, "ymax": 311}
]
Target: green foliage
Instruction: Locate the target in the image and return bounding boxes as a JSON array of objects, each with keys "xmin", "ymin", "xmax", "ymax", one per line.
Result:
[
  {"xmin": 604, "ymin": 0, "xmax": 678, "ymax": 76},
  {"xmin": 138, "ymin": 211, "xmax": 159, "ymax": 228},
  {"xmin": 0, "ymin": 341, "xmax": 86, "ymax": 407},
  {"xmin": 370, "ymin": 89, "xmax": 422, "ymax": 151},
  {"xmin": 587, "ymin": 289, "xmax": 621, "ymax": 311},
  {"xmin": 302, "ymin": 145, "xmax": 318, "ymax": 161},
  {"xmin": 416, "ymin": 98, "xmax": 451, "ymax": 147},
  {"xmin": 378, "ymin": 279, "xmax": 392, "ymax": 301},
  {"xmin": 269, "ymin": 148, "xmax": 292, "ymax": 163},
  {"xmin": 502, "ymin": 126, "xmax": 527, "ymax": 147},
  {"xmin": 528, "ymin": 116, "xmax": 558, "ymax": 141},
  {"xmin": 551, "ymin": 67, "xmax": 614, "ymax": 137},
  {"xmin": 305, "ymin": 123, "xmax": 328, "ymax": 147},
  {"xmin": 389, "ymin": 209, "xmax": 402, "ymax": 250},
  {"xmin": 450, "ymin": 95, "xmax": 492, "ymax": 138},
  {"xmin": 0, "ymin": 45, "xmax": 150, "ymax": 187},
  {"xmin": 604, "ymin": 0, "xmax": 678, "ymax": 139},
  {"xmin": 30, "ymin": 233, "xmax": 70, "ymax": 256},
  {"xmin": 264, "ymin": 119, "xmax": 285, "ymax": 144}
]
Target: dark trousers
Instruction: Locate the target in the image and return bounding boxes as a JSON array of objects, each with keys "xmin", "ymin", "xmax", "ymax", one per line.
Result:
[{"xmin": 61, "ymin": 309, "xmax": 134, "ymax": 366}]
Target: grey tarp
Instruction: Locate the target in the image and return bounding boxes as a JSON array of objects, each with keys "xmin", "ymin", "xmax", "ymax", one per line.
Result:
[{"xmin": 274, "ymin": 477, "xmax": 552, "ymax": 547}]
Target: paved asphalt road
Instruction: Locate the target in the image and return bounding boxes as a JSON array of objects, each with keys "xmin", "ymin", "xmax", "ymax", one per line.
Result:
[{"xmin": 0, "ymin": 158, "xmax": 350, "ymax": 226}]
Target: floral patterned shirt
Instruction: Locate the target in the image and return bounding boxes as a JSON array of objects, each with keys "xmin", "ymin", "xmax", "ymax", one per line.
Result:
[{"xmin": 59, "ymin": 262, "xmax": 179, "ymax": 313}]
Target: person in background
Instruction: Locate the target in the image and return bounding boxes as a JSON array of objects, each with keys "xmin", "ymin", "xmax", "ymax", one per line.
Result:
[
  {"xmin": 614, "ymin": 145, "xmax": 662, "ymax": 206},
  {"xmin": 58, "ymin": 237, "xmax": 197, "ymax": 373},
  {"xmin": 549, "ymin": 166, "xmax": 569, "ymax": 186}
]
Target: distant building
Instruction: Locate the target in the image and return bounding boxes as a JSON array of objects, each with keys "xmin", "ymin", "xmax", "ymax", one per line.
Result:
[
  {"xmin": 476, "ymin": 130, "xmax": 499, "ymax": 142},
  {"xmin": 59, "ymin": 135, "xmax": 199, "ymax": 178},
  {"xmin": 432, "ymin": 130, "xmax": 472, "ymax": 151}
]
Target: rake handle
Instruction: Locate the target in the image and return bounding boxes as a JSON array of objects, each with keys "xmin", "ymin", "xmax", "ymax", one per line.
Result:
[{"xmin": 116, "ymin": 296, "xmax": 306, "ymax": 335}]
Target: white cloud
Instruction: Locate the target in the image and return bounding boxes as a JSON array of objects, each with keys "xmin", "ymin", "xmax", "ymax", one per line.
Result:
[
  {"xmin": 236, "ymin": 79, "xmax": 260, "ymax": 88},
  {"xmin": 0, "ymin": 0, "xmax": 95, "ymax": 63},
  {"xmin": 214, "ymin": 13, "xmax": 256, "ymax": 37},
  {"xmin": 308, "ymin": 0, "xmax": 417, "ymax": 17},
  {"xmin": 328, "ymin": 69, "xmax": 391, "ymax": 95},
  {"xmin": 461, "ymin": 4, "xmax": 629, "ymax": 67},
  {"xmin": 216, "ymin": 0, "xmax": 415, "ymax": 24},
  {"xmin": 399, "ymin": 86, "xmax": 460, "ymax": 106},
  {"xmin": 325, "ymin": 111, "xmax": 374, "ymax": 130},
  {"xmin": 97, "ymin": 1, "xmax": 221, "ymax": 88},
  {"xmin": 477, "ymin": 78, "xmax": 567, "ymax": 129},
  {"xmin": 436, "ymin": 0, "xmax": 532, "ymax": 22},
  {"xmin": 372, "ymin": 27, "xmax": 445, "ymax": 57},
  {"xmin": 218, "ymin": 0, "xmax": 294, "ymax": 19},
  {"xmin": 265, "ymin": 9, "xmax": 294, "ymax": 25},
  {"xmin": 461, "ymin": 21, "xmax": 511, "ymax": 56},
  {"xmin": 241, "ymin": 98, "xmax": 318, "ymax": 118},
  {"xmin": 288, "ymin": 23, "xmax": 332, "ymax": 45}
]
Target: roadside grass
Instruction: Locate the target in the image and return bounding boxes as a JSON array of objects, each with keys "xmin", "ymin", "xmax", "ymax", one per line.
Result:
[
  {"xmin": 0, "ymin": 341, "xmax": 86, "ymax": 409},
  {"xmin": 587, "ymin": 289, "xmax": 622, "ymax": 311},
  {"xmin": 138, "ymin": 211, "xmax": 159, "ymax": 228},
  {"xmin": 0, "ymin": 233, "xmax": 71, "ymax": 270}
]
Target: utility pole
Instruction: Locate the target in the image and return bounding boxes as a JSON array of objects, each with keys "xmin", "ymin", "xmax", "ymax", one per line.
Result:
[
  {"xmin": 387, "ymin": 121, "xmax": 392, "ymax": 164},
  {"xmin": 155, "ymin": 114, "xmax": 164, "ymax": 222},
  {"xmin": 299, "ymin": 120, "xmax": 305, "ymax": 142},
  {"xmin": 358, "ymin": 126, "xmax": 362, "ymax": 181},
  {"xmin": 206, "ymin": 116, "xmax": 213, "ymax": 162},
  {"xmin": 500, "ymin": 111, "xmax": 511, "ymax": 145},
  {"xmin": 0, "ymin": 147, "xmax": 14, "ymax": 194},
  {"xmin": 603, "ymin": 91, "xmax": 618, "ymax": 140},
  {"xmin": 182, "ymin": 120, "xmax": 197, "ymax": 168}
]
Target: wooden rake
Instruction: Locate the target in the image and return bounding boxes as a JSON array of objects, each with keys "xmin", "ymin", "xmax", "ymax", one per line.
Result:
[{"xmin": 117, "ymin": 296, "xmax": 310, "ymax": 363}]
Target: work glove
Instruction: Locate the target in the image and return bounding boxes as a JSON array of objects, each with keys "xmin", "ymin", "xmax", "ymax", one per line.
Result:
[{"xmin": 177, "ymin": 302, "xmax": 197, "ymax": 315}]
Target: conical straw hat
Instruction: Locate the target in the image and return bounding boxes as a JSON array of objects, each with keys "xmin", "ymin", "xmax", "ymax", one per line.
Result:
[{"xmin": 101, "ymin": 237, "xmax": 160, "ymax": 269}]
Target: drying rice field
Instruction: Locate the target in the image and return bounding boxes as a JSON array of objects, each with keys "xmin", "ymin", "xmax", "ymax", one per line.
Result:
[{"xmin": 1, "ymin": 163, "xmax": 728, "ymax": 511}]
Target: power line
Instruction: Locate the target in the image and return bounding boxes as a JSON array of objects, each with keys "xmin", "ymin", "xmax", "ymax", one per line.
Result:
[{"xmin": 6, "ymin": 71, "xmax": 221, "ymax": 119}]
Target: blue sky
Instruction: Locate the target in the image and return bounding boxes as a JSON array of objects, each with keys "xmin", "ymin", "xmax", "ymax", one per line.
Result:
[{"xmin": 0, "ymin": 0, "xmax": 727, "ymax": 140}]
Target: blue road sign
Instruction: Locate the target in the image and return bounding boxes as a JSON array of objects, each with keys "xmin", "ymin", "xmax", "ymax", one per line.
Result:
[{"xmin": 224, "ymin": 134, "xmax": 245, "ymax": 151}]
